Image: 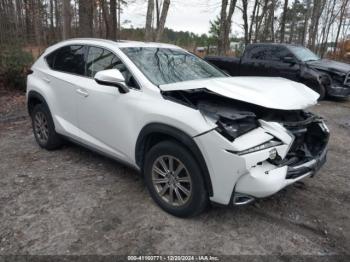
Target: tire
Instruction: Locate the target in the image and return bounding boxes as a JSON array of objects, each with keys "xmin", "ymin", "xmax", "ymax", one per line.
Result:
[
  {"xmin": 306, "ymin": 82, "xmax": 326, "ymax": 100},
  {"xmin": 31, "ymin": 103, "xmax": 63, "ymax": 150},
  {"xmin": 144, "ymin": 140, "xmax": 208, "ymax": 217}
]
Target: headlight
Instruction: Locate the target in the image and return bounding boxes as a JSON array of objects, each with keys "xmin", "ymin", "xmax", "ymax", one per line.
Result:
[
  {"xmin": 234, "ymin": 139, "xmax": 282, "ymax": 155},
  {"xmin": 215, "ymin": 116, "xmax": 258, "ymax": 141}
]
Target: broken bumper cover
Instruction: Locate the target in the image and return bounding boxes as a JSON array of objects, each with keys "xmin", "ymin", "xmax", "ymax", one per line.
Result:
[
  {"xmin": 194, "ymin": 119, "xmax": 329, "ymax": 205},
  {"xmin": 286, "ymin": 148, "xmax": 327, "ymax": 179}
]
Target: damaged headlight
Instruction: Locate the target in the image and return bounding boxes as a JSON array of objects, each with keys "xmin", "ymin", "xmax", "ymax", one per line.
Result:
[
  {"xmin": 215, "ymin": 116, "xmax": 258, "ymax": 141},
  {"xmin": 235, "ymin": 140, "xmax": 282, "ymax": 155}
]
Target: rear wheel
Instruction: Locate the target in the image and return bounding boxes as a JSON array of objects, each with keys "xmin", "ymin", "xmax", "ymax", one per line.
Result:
[
  {"xmin": 144, "ymin": 141, "xmax": 208, "ymax": 217},
  {"xmin": 31, "ymin": 104, "xmax": 63, "ymax": 150}
]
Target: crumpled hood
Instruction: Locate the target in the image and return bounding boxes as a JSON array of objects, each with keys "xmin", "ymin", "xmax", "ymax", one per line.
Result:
[
  {"xmin": 307, "ymin": 59, "xmax": 350, "ymax": 75},
  {"xmin": 159, "ymin": 77, "xmax": 319, "ymax": 110}
]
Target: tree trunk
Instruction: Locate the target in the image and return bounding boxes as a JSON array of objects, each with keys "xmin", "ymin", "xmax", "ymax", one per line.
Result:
[
  {"xmin": 62, "ymin": 0, "xmax": 71, "ymax": 40},
  {"xmin": 100, "ymin": 0, "xmax": 111, "ymax": 39},
  {"xmin": 155, "ymin": 0, "xmax": 170, "ymax": 41},
  {"xmin": 280, "ymin": 0, "xmax": 288, "ymax": 43},
  {"xmin": 242, "ymin": 0, "xmax": 249, "ymax": 45},
  {"xmin": 117, "ymin": 0, "xmax": 121, "ymax": 39},
  {"xmin": 110, "ymin": 0, "xmax": 117, "ymax": 39},
  {"xmin": 49, "ymin": 0, "xmax": 54, "ymax": 41},
  {"xmin": 33, "ymin": 0, "xmax": 42, "ymax": 45},
  {"xmin": 218, "ymin": 0, "xmax": 228, "ymax": 55},
  {"xmin": 54, "ymin": 0, "xmax": 60, "ymax": 39},
  {"xmin": 218, "ymin": 0, "xmax": 236, "ymax": 55},
  {"xmin": 301, "ymin": 0, "xmax": 311, "ymax": 45},
  {"xmin": 79, "ymin": 0, "xmax": 93, "ymax": 37},
  {"xmin": 270, "ymin": 0, "xmax": 275, "ymax": 42},
  {"xmin": 145, "ymin": 0, "xmax": 154, "ymax": 41},
  {"xmin": 256, "ymin": 0, "xmax": 268, "ymax": 42},
  {"xmin": 248, "ymin": 0, "xmax": 259, "ymax": 43}
]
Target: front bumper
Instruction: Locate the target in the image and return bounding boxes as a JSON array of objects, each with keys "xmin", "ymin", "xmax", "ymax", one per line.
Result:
[
  {"xmin": 327, "ymin": 85, "xmax": 350, "ymax": 98},
  {"xmin": 194, "ymin": 120, "xmax": 329, "ymax": 205}
]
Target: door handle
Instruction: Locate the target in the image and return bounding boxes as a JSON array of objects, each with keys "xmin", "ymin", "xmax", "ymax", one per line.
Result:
[
  {"xmin": 76, "ymin": 88, "xmax": 89, "ymax": 97},
  {"xmin": 43, "ymin": 77, "xmax": 51, "ymax": 83}
]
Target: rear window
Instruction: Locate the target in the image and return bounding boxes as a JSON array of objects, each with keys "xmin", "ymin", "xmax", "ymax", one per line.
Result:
[{"xmin": 45, "ymin": 45, "xmax": 86, "ymax": 76}]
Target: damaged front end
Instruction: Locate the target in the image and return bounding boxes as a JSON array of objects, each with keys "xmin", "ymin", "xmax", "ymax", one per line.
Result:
[
  {"xmin": 162, "ymin": 88, "xmax": 330, "ymax": 205},
  {"xmin": 269, "ymin": 112, "xmax": 329, "ymax": 179}
]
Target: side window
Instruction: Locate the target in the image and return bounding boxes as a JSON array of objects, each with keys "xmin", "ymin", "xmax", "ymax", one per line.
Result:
[
  {"xmin": 46, "ymin": 50, "xmax": 56, "ymax": 68},
  {"xmin": 269, "ymin": 46, "xmax": 292, "ymax": 62},
  {"xmin": 248, "ymin": 46, "xmax": 270, "ymax": 60},
  {"xmin": 86, "ymin": 46, "xmax": 139, "ymax": 89},
  {"xmin": 47, "ymin": 45, "xmax": 86, "ymax": 75},
  {"xmin": 86, "ymin": 47, "xmax": 122, "ymax": 77}
]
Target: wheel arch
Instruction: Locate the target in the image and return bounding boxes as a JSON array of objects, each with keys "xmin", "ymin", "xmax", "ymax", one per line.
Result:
[
  {"xmin": 135, "ymin": 123, "xmax": 213, "ymax": 196},
  {"xmin": 27, "ymin": 90, "xmax": 49, "ymax": 116}
]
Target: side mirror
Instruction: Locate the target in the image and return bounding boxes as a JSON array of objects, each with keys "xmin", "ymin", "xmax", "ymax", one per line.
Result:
[
  {"xmin": 94, "ymin": 69, "xmax": 129, "ymax": 94},
  {"xmin": 283, "ymin": 56, "xmax": 296, "ymax": 64}
]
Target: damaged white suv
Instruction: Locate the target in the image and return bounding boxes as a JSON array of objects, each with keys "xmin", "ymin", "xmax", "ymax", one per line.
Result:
[{"xmin": 27, "ymin": 39, "xmax": 329, "ymax": 217}]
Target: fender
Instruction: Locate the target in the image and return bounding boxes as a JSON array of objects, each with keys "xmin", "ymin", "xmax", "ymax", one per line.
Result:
[{"xmin": 135, "ymin": 123, "xmax": 213, "ymax": 196}]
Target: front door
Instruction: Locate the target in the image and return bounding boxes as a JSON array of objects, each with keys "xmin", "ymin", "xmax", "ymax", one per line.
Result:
[{"xmin": 75, "ymin": 46, "xmax": 140, "ymax": 163}]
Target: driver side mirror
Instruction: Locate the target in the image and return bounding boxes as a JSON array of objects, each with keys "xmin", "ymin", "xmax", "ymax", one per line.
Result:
[
  {"xmin": 282, "ymin": 56, "xmax": 296, "ymax": 64},
  {"xmin": 94, "ymin": 69, "xmax": 129, "ymax": 94}
]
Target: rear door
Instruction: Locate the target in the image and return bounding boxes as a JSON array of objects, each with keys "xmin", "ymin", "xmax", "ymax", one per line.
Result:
[
  {"xmin": 240, "ymin": 45, "xmax": 271, "ymax": 76},
  {"xmin": 44, "ymin": 45, "xmax": 86, "ymax": 138}
]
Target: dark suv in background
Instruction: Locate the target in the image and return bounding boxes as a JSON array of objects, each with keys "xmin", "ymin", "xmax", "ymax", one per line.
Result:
[{"xmin": 206, "ymin": 43, "xmax": 350, "ymax": 100}]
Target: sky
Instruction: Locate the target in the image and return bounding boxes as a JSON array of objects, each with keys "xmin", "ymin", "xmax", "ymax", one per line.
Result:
[{"xmin": 122, "ymin": 0, "xmax": 245, "ymax": 37}]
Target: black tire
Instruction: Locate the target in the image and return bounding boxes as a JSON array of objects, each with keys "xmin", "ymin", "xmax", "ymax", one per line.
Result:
[
  {"xmin": 306, "ymin": 82, "xmax": 326, "ymax": 100},
  {"xmin": 144, "ymin": 140, "xmax": 208, "ymax": 217},
  {"xmin": 31, "ymin": 103, "xmax": 63, "ymax": 150}
]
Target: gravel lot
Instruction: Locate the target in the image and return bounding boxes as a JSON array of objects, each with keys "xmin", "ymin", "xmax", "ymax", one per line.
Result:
[{"xmin": 0, "ymin": 92, "xmax": 350, "ymax": 256}]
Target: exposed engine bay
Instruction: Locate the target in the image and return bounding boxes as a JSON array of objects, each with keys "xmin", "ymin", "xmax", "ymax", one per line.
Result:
[{"xmin": 163, "ymin": 88, "xmax": 330, "ymax": 176}]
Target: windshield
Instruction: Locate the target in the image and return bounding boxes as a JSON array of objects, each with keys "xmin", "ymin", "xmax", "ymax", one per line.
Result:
[
  {"xmin": 288, "ymin": 46, "xmax": 320, "ymax": 62},
  {"xmin": 120, "ymin": 47, "xmax": 226, "ymax": 85}
]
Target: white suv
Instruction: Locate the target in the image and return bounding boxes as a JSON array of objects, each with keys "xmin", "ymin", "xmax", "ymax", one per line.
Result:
[{"xmin": 27, "ymin": 38, "xmax": 329, "ymax": 217}]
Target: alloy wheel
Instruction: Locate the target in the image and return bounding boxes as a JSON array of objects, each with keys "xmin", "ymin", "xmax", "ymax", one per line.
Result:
[
  {"xmin": 151, "ymin": 155, "xmax": 192, "ymax": 207},
  {"xmin": 34, "ymin": 111, "xmax": 49, "ymax": 144}
]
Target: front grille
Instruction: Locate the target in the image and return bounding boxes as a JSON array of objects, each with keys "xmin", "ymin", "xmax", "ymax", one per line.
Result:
[
  {"xmin": 284, "ymin": 121, "xmax": 329, "ymax": 167},
  {"xmin": 269, "ymin": 116, "xmax": 329, "ymax": 168}
]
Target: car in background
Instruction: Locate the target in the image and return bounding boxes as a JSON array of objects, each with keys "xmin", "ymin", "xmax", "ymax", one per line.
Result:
[{"xmin": 205, "ymin": 43, "xmax": 350, "ymax": 100}]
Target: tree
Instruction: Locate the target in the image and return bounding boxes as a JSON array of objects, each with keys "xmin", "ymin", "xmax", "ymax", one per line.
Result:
[
  {"xmin": 334, "ymin": 0, "xmax": 349, "ymax": 52},
  {"xmin": 144, "ymin": 0, "xmax": 171, "ymax": 41},
  {"xmin": 241, "ymin": 0, "xmax": 249, "ymax": 45},
  {"xmin": 218, "ymin": 0, "xmax": 237, "ymax": 55},
  {"xmin": 248, "ymin": 0, "xmax": 259, "ymax": 43},
  {"xmin": 79, "ymin": 0, "xmax": 93, "ymax": 37},
  {"xmin": 280, "ymin": 0, "xmax": 289, "ymax": 42},
  {"xmin": 62, "ymin": 0, "xmax": 71, "ymax": 40},
  {"xmin": 145, "ymin": 0, "xmax": 154, "ymax": 41},
  {"xmin": 155, "ymin": 0, "xmax": 170, "ymax": 41}
]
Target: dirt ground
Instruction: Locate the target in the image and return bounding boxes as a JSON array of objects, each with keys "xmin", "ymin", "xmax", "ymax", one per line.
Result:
[{"xmin": 0, "ymin": 91, "xmax": 350, "ymax": 256}]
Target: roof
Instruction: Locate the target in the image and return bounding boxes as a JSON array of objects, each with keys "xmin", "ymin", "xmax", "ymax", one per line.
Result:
[
  {"xmin": 248, "ymin": 42, "xmax": 304, "ymax": 48},
  {"xmin": 53, "ymin": 38, "xmax": 181, "ymax": 49}
]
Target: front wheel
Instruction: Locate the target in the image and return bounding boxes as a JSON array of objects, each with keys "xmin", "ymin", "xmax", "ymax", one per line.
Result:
[
  {"xmin": 306, "ymin": 81, "xmax": 326, "ymax": 100},
  {"xmin": 144, "ymin": 141, "xmax": 208, "ymax": 217}
]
